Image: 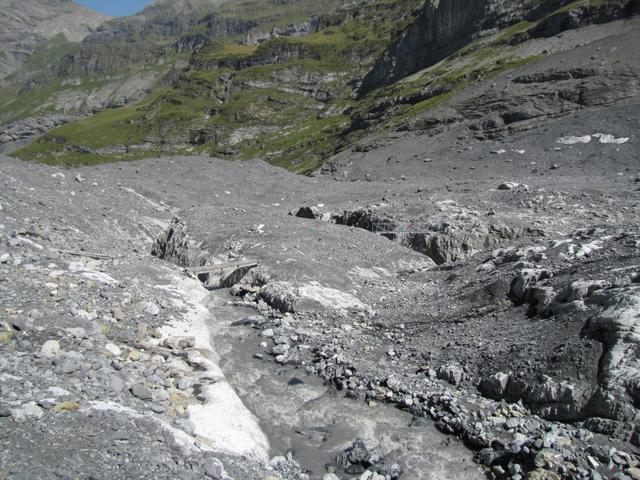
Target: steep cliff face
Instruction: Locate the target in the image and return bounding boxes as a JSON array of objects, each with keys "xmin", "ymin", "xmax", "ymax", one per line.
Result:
[
  {"xmin": 359, "ymin": 0, "xmax": 638, "ymax": 94},
  {"xmin": 358, "ymin": 0, "xmax": 548, "ymax": 94},
  {"xmin": 0, "ymin": 0, "xmax": 110, "ymax": 79}
]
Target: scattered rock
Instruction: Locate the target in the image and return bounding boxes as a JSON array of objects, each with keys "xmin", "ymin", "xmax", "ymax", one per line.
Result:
[
  {"xmin": 144, "ymin": 302, "xmax": 160, "ymax": 316},
  {"xmin": 163, "ymin": 336, "xmax": 196, "ymax": 350},
  {"xmin": 40, "ymin": 340, "xmax": 60, "ymax": 357},
  {"xmin": 130, "ymin": 384, "xmax": 153, "ymax": 400},
  {"xmin": 204, "ymin": 457, "xmax": 226, "ymax": 479},
  {"xmin": 437, "ymin": 364, "xmax": 464, "ymax": 386},
  {"xmin": 104, "ymin": 342, "xmax": 122, "ymax": 357}
]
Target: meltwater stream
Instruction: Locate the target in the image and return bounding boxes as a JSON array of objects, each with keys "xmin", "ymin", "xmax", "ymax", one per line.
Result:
[{"xmin": 206, "ymin": 291, "xmax": 485, "ymax": 480}]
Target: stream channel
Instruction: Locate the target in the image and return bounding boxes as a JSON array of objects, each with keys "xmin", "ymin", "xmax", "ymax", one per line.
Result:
[{"xmin": 206, "ymin": 290, "xmax": 486, "ymax": 480}]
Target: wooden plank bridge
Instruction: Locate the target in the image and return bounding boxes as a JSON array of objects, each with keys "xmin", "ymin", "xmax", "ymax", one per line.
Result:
[{"xmin": 187, "ymin": 260, "xmax": 258, "ymax": 276}]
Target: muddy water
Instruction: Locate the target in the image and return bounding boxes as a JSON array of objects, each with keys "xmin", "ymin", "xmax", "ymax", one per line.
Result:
[{"xmin": 206, "ymin": 292, "xmax": 485, "ymax": 480}]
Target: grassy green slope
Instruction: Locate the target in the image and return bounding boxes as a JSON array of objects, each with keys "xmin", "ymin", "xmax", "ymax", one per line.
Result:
[
  {"xmin": 1, "ymin": 0, "xmax": 339, "ymax": 126},
  {"xmin": 15, "ymin": 0, "xmax": 421, "ymax": 170}
]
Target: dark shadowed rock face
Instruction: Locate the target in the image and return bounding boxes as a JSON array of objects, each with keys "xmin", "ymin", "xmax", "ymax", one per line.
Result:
[
  {"xmin": 359, "ymin": 0, "xmax": 531, "ymax": 94},
  {"xmin": 359, "ymin": 0, "xmax": 638, "ymax": 95}
]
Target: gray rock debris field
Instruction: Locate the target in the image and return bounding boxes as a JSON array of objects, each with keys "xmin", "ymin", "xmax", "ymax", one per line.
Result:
[{"xmin": 1, "ymin": 88, "xmax": 640, "ymax": 479}]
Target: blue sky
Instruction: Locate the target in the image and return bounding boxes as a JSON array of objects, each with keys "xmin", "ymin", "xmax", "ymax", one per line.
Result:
[{"xmin": 76, "ymin": 0, "xmax": 150, "ymax": 16}]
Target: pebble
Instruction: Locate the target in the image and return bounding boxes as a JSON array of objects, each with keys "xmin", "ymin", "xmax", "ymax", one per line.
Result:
[
  {"xmin": 37, "ymin": 398, "xmax": 56, "ymax": 410},
  {"xmin": 104, "ymin": 343, "xmax": 122, "ymax": 357},
  {"xmin": 130, "ymin": 383, "xmax": 153, "ymax": 400},
  {"xmin": 144, "ymin": 302, "xmax": 160, "ymax": 316},
  {"xmin": 177, "ymin": 377, "xmax": 192, "ymax": 390},
  {"xmin": 274, "ymin": 336, "xmax": 289, "ymax": 345},
  {"xmin": 59, "ymin": 360, "xmax": 80, "ymax": 374},
  {"xmin": 400, "ymin": 395, "xmax": 413, "ymax": 407},
  {"xmin": 109, "ymin": 375, "xmax": 125, "ymax": 393},
  {"xmin": 150, "ymin": 403, "xmax": 166, "ymax": 414},
  {"xmin": 204, "ymin": 457, "xmax": 225, "ymax": 479},
  {"xmin": 112, "ymin": 307, "xmax": 125, "ymax": 321},
  {"xmin": 40, "ymin": 340, "xmax": 60, "ymax": 357},
  {"xmin": 65, "ymin": 327, "xmax": 86, "ymax": 339},
  {"xmin": 163, "ymin": 336, "xmax": 196, "ymax": 350},
  {"xmin": 272, "ymin": 344, "xmax": 289, "ymax": 355},
  {"xmin": 128, "ymin": 350, "xmax": 142, "ymax": 361}
]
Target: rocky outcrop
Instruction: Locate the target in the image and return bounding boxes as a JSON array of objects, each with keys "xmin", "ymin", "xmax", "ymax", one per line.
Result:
[
  {"xmin": 582, "ymin": 288, "xmax": 640, "ymax": 422},
  {"xmin": 462, "ymin": 66, "xmax": 640, "ymax": 138},
  {"xmin": 319, "ymin": 207, "xmax": 543, "ymax": 265},
  {"xmin": 359, "ymin": 0, "xmax": 532, "ymax": 94},
  {"xmin": 405, "ymin": 223, "xmax": 543, "ymax": 265},
  {"xmin": 524, "ymin": 0, "xmax": 640, "ymax": 40},
  {"xmin": 0, "ymin": 113, "xmax": 77, "ymax": 153},
  {"xmin": 243, "ymin": 15, "xmax": 320, "ymax": 45},
  {"xmin": 176, "ymin": 17, "xmax": 258, "ymax": 53},
  {"xmin": 151, "ymin": 216, "xmax": 211, "ymax": 268},
  {"xmin": 56, "ymin": 41, "xmax": 163, "ymax": 77},
  {"xmin": 480, "ymin": 371, "xmax": 597, "ymax": 421},
  {"xmin": 192, "ymin": 39, "xmax": 322, "ymax": 72},
  {"xmin": 360, "ymin": 0, "xmax": 639, "ymax": 95}
]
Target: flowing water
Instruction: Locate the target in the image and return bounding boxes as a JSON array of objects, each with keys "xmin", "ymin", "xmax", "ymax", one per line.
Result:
[{"xmin": 206, "ymin": 292, "xmax": 486, "ymax": 480}]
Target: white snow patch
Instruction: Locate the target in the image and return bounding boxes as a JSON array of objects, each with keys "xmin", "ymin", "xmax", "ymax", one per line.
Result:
[
  {"xmin": 297, "ymin": 282, "xmax": 368, "ymax": 312},
  {"xmin": 557, "ymin": 133, "xmax": 629, "ymax": 145},
  {"xmin": 557, "ymin": 135, "xmax": 592, "ymax": 144},
  {"xmin": 350, "ymin": 267, "xmax": 381, "ymax": 279},
  {"xmin": 593, "ymin": 133, "xmax": 629, "ymax": 144},
  {"xmin": 576, "ymin": 240, "xmax": 604, "ymax": 258},
  {"xmin": 188, "ymin": 381, "xmax": 269, "ymax": 460},
  {"xmin": 155, "ymin": 274, "xmax": 270, "ymax": 462},
  {"xmin": 81, "ymin": 271, "xmax": 118, "ymax": 285},
  {"xmin": 68, "ymin": 260, "xmax": 118, "ymax": 286}
]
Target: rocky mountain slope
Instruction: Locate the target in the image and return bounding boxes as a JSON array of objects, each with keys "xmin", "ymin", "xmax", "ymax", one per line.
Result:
[
  {"xmin": 0, "ymin": 0, "xmax": 343, "ymax": 154},
  {"xmin": 8, "ymin": 0, "xmax": 639, "ymax": 172},
  {"xmin": 0, "ymin": 0, "xmax": 110, "ymax": 79}
]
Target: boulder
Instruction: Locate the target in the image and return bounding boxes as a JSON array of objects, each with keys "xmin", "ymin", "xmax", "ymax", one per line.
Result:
[
  {"xmin": 479, "ymin": 372, "xmax": 510, "ymax": 399},
  {"xmin": 437, "ymin": 363, "xmax": 464, "ymax": 386}
]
